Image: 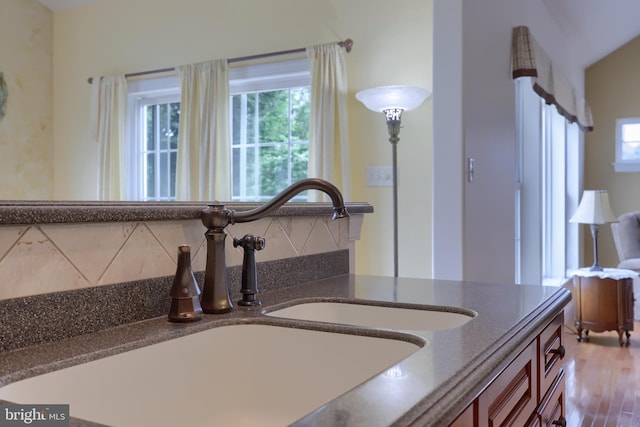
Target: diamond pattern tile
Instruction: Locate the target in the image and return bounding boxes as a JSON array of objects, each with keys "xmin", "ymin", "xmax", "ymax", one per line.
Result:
[
  {"xmin": 0, "ymin": 226, "xmax": 89, "ymax": 299},
  {"xmin": 42, "ymin": 222, "xmax": 136, "ymax": 284},
  {"xmin": 0, "ymin": 214, "xmax": 360, "ymax": 300},
  {"xmin": 97, "ymin": 224, "xmax": 175, "ymax": 286}
]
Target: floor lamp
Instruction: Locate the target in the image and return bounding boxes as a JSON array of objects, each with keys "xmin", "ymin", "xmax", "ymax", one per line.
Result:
[
  {"xmin": 356, "ymin": 86, "xmax": 431, "ymax": 277},
  {"xmin": 569, "ymin": 189, "xmax": 617, "ymax": 271}
]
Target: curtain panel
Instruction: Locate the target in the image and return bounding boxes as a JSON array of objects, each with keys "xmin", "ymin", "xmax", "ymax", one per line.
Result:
[
  {"xmin": 175, "ymin": 59, "xmax": 231, "ymax": 201},
  {"xmin": 90, "ymin": 75, "xmax": 127, "ymax": 200},
  {"xmin": 306, "ymin": 43, "xmax": 351, "ymax": 202},
  {"xmin": 512, "ymin": 25, "xmax": 594, "ymax": 132}
]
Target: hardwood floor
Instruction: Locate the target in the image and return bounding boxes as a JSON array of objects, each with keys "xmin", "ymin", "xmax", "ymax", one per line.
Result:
[{"xmin": 564, "ymin": 320, "xmax": 640, "ymax": 426}]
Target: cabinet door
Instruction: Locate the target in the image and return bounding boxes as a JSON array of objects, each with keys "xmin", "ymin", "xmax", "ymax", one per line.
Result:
[
  {"xmin": 477, "ymin": 341, "xmax": 538, "ymax": 427},
  {"xmin": 538, "ymin": 370, "xmax": 566, "ymax": 427},
  {"xmin": 450, "ymin": 403, "xmax": 474, "ymax": 426}
]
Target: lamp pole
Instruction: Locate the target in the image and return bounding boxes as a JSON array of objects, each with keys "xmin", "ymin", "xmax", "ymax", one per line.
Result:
[{"xmin": 384, "ymin": 108, "xmax": 403, "ymax": 278}]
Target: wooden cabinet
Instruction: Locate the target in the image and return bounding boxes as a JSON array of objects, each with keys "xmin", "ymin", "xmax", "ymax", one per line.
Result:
[
  {"xmin": 450, "ymin": 312, "xmax": 566, "ymax": 427},
  {"xmin": 573, "ymin": 274, "xmax": 634, "ymax": 346}
]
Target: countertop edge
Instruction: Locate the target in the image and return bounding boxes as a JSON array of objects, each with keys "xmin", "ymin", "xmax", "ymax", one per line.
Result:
[
  {"xmin": 401, "ymin": 286, "xmax": 572, "ymax": 426},
  {"xmin": 0, "ymin": 202, "xmax": 373, "ymax": 224}
]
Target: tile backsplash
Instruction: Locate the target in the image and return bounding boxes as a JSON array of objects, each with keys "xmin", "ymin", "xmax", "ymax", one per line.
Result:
[{"xmin": 0, "ymin": 214, "xmax": 363, "ymax": 301}]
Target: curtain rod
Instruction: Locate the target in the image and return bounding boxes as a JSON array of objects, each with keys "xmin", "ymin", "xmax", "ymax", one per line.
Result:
[{"xmin": 87, "ymin": 38, "xmax": 353, "ymax": 84}]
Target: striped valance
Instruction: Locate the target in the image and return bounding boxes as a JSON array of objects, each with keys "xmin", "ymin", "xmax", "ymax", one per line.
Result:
[{"xmin": 512, "ymin": 25, "xmax": 594, "ymax": 132}]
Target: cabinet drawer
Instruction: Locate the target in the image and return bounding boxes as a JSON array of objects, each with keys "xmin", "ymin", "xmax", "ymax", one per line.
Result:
[
  {"xmin": 538, "ymin": 312, "xmax": 565, "ymax": 397},
  {"xmin": 538, "ymin": 370, "xmax": 566, "ymax": 427},
  {"xmin": 478, "ymin": 340, "xmax": 538, "ymax": 427}
]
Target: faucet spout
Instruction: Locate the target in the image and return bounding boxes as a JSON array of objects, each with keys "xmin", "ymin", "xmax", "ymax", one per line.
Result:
[
  {"xmin": 234, "ymin": 178, "xmax": 350, "ymax": 223},
  {"xmin": 200, "ymin": 178, "xmax": 349, "ymax": 314}
]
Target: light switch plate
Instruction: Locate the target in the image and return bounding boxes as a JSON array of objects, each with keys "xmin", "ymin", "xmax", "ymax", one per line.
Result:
[{"xmin": 366, "ymin": 166, "xmax": 393, "ymax": 187}]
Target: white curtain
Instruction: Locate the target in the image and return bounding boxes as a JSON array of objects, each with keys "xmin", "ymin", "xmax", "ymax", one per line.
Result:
[
  {"xmin": 306, "ymin": 43, "xmax": 351, "ymax": 202},
  {"xmin": 90, "ymin": 75, "xmax": 127, "ymax": 200},
  {"xmin": 175, "ymin": 60, "xmax": 230, "ymax": 201}
]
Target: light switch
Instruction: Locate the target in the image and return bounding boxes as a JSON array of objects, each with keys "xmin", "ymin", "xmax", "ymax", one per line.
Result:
[{"xmin": 366, "ymin": 166, "xmax": 393, "ymax": 187}]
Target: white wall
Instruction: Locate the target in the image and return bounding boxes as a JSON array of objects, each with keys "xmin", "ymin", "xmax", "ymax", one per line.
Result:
[
  {"xmin": 51, "ymin": 0, "xmax": 433, "ymax": 278},
  {"xmin": 433, "ymin": 0, "xmax": 586, "ymax": 284}
]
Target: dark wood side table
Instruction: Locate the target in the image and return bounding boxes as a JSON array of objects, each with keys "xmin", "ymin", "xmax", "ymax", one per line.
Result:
[{"xmin": 572, "ymin": 268, "xmax": 636, "ymax": 347}]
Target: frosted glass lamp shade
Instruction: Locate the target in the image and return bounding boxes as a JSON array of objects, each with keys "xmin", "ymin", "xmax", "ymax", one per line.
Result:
[
  {"xmin": 355, "ymin": 85, "xmax": 431, "ymax": 113},
  {"xmin": 570, "ymin": 190, "xmax": 617, "ymax": 225}
]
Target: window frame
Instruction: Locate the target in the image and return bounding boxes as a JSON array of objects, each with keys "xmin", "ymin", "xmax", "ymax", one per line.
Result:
[{"xmin": 614, "ymin": 117, "xmax": 640, "ymax": 172}]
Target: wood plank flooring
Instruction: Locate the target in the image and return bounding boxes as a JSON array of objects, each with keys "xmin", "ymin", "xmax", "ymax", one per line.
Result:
[{"xmin": 564, "ymin": 320, "xmax": 640, "ymax": 426}]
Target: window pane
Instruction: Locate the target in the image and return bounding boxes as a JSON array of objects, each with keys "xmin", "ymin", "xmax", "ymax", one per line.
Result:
[
  {"xmin": 145, "ymin": 106, "xmax": 156, "ymax": 151},
  {"xmin": 246, "ymin": 146, "xmax": 256, "ymax": 198},
  {"xmin": 170, "ymin": 152, "xmax": 176, "ymax": 199},
  {"xmin": 160, "ymin": 152, "xmax": 169, "ymax": 198},
  {"xmin": 247, "ymin": 93, "xmax": 256, "ymax": 145},
  {"xmin": 258, "ymin": 145, "xmax": 288, "ymax": 197},
  {"xmin": 146, "ymin": 153, "xmax": 155, "ymax": 198},
  {"xmin": 291, "ymin": 87, "xmax": 310, "ymax": 142},
  {"xmin": 622, "ymin": 123, "xmax": 640, "ymax": 142},
  {"xmin": 258, "ymin": 90, "xmax": 289, "ymax": 143},
  {"xmin": 232, "ymin": 95, "xmax": 242, "ymax": 146},
  {"xmin": 622, "ymin": 141, "xmax": 640, "ymax": 160},
  {"xmin": 232, "ymin": 147, "xmax": 241, "ymax": 197},
  {"xmin": 159, "ymin": 104, "xmax": 169, "ymax": 150},
  {"xmin": 291, "ymin": 143, "xmax": 309, "ymax": 183},
  {"xmin": 169, "ymin": 103, "xmax": 180, "ymax": 150}
]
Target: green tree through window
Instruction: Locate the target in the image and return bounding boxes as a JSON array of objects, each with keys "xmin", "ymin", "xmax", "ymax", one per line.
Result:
[{"xmin": 231, "ymin": 87, "xmax": 310, "ymax": 201}]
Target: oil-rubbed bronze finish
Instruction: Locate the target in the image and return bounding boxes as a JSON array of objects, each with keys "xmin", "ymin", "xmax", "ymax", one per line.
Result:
[
  {"xmin": 168, "ymin": 245, "xmax": 203, "ymax": 322},
  {"xmin": 200, "ymin": 178, "xmax": 349, "ymax": 314},
  {"xmin": 233, "ymin": 234, "xmax": 266, "ymax": 307}
]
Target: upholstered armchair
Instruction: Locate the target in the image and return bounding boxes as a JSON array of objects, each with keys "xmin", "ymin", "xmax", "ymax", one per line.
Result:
[{"xmin": 611, "ymin": 211, "xmax": 640, "ymax": 272}]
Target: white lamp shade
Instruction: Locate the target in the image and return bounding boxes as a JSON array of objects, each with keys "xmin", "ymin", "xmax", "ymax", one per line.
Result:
[
  {"xmin": 569, "ymin": 190, "xmax": 617, "ymax": 225},
  {"xmin": 355, "ymin": 85, "xmax": 431, "ymax": 113}
]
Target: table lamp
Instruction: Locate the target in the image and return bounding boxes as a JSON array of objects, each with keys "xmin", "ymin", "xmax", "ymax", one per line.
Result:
[{"xmin": 569, "ymin": 190, "xmax": 617, "ymax": 271}]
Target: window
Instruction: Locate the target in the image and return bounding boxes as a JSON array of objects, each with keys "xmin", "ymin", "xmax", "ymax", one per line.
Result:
[
  {"xmin": 229, "ymin": 58, "xmax": 311, "ymax": 201},
  {"xmin": 515, "ymin": 78, "xmax": 580, "ymax": 286},
  {"xmin": 230, "ymin": 87, "xmax": 310, "ymax": 201},
  {"xmin": 126, "ymin": 77, "xmax": 180, "ymax": 201},
  {"xmin": 125, "ymin": 58, "xmax": 311, "ymax": 201},
  {"xmin": 614, "ymin": 118, "xmax": 640, "ymax": 172}
]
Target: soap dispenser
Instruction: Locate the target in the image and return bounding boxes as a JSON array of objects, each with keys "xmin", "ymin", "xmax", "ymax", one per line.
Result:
[{"xmin": 168, "ymin": 245, "xmax": 203, "ymax": 322}]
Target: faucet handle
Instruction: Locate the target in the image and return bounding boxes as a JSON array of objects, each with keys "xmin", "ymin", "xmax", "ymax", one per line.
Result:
[
  {"xmin": 233, "ymin": 234, "xmax": 265, "ymax": 307},
  {"xmin": 168, "ymin": 245, "xmax": 203, "ymax": 322}
]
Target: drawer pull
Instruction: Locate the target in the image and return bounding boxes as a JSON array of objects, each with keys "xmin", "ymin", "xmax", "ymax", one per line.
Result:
[
  {"xmin": 550, "ymin": 345, "xmax": 565, "ymax": 359},
  {"xmin": 552, "ymin": 416, "xmax": 567, "ymax": 427}
]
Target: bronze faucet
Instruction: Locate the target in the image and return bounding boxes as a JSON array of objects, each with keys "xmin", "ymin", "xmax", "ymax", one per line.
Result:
[{"xmin": 200, "ymin": 178, "xmax": 350, "ymax": 313}]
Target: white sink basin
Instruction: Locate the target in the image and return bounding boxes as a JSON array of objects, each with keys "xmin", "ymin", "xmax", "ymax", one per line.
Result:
[
  {"xmin": 266, "ymin": 301, "xmax": 475, "ymax": 330},
  {"xmin": 0, "ymin": 324, "xmax": 420, "ymax": 427}
]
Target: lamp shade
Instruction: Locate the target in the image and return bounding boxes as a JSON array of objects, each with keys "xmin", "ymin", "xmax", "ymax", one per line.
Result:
[
  {"xmin": 569, "ymin": 190, "xmax": 617, "ymax": 225},
  {"xmin": 355, "ymin": 85, "xmax": 431, "ymax": 113}
]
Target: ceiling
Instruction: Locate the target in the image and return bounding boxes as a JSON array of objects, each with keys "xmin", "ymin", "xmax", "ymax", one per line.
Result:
[
  {"xmin": 542, "ymin": 0, "xmax": 640, "ymax": 67},
  {"xmin": 39, "ymin": 0, "xmax": 640, "ymax": 69}
]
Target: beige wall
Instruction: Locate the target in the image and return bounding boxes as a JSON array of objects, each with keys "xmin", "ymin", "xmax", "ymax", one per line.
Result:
[
  {"xmin": 0, "ymin": 0, "xmax": 53, "ymax": 199},
  {"xmin": 585, "ymin": 35, "xmax": 640, "ymax": 268},
  {"xmin": 51, "ymin": 0, "xmax": 433, "ymax": 278}
]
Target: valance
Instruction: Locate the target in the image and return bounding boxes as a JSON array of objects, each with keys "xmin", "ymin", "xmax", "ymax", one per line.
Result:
[{"xmin": 512, "ymin": 25, "xmax": 594, "ymax": 132}]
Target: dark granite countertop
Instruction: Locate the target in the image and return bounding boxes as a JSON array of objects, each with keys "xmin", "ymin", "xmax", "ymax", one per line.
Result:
[
  {"xmin": 0, "ymin": 275, "xmax": 570, "ymax": 426},
  {"xmin": 0, "ymin": 201, "xmax": 373, "ymax": 224}
]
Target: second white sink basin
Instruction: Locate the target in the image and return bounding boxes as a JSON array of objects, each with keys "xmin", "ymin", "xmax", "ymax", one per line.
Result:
[
  {"xmin": 0, "ymin": 323, "xmax": 420, "ymax": 427},
  {"xmin": 266, "ymin": 301, "xmax": 475, "ymax": 330}
]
